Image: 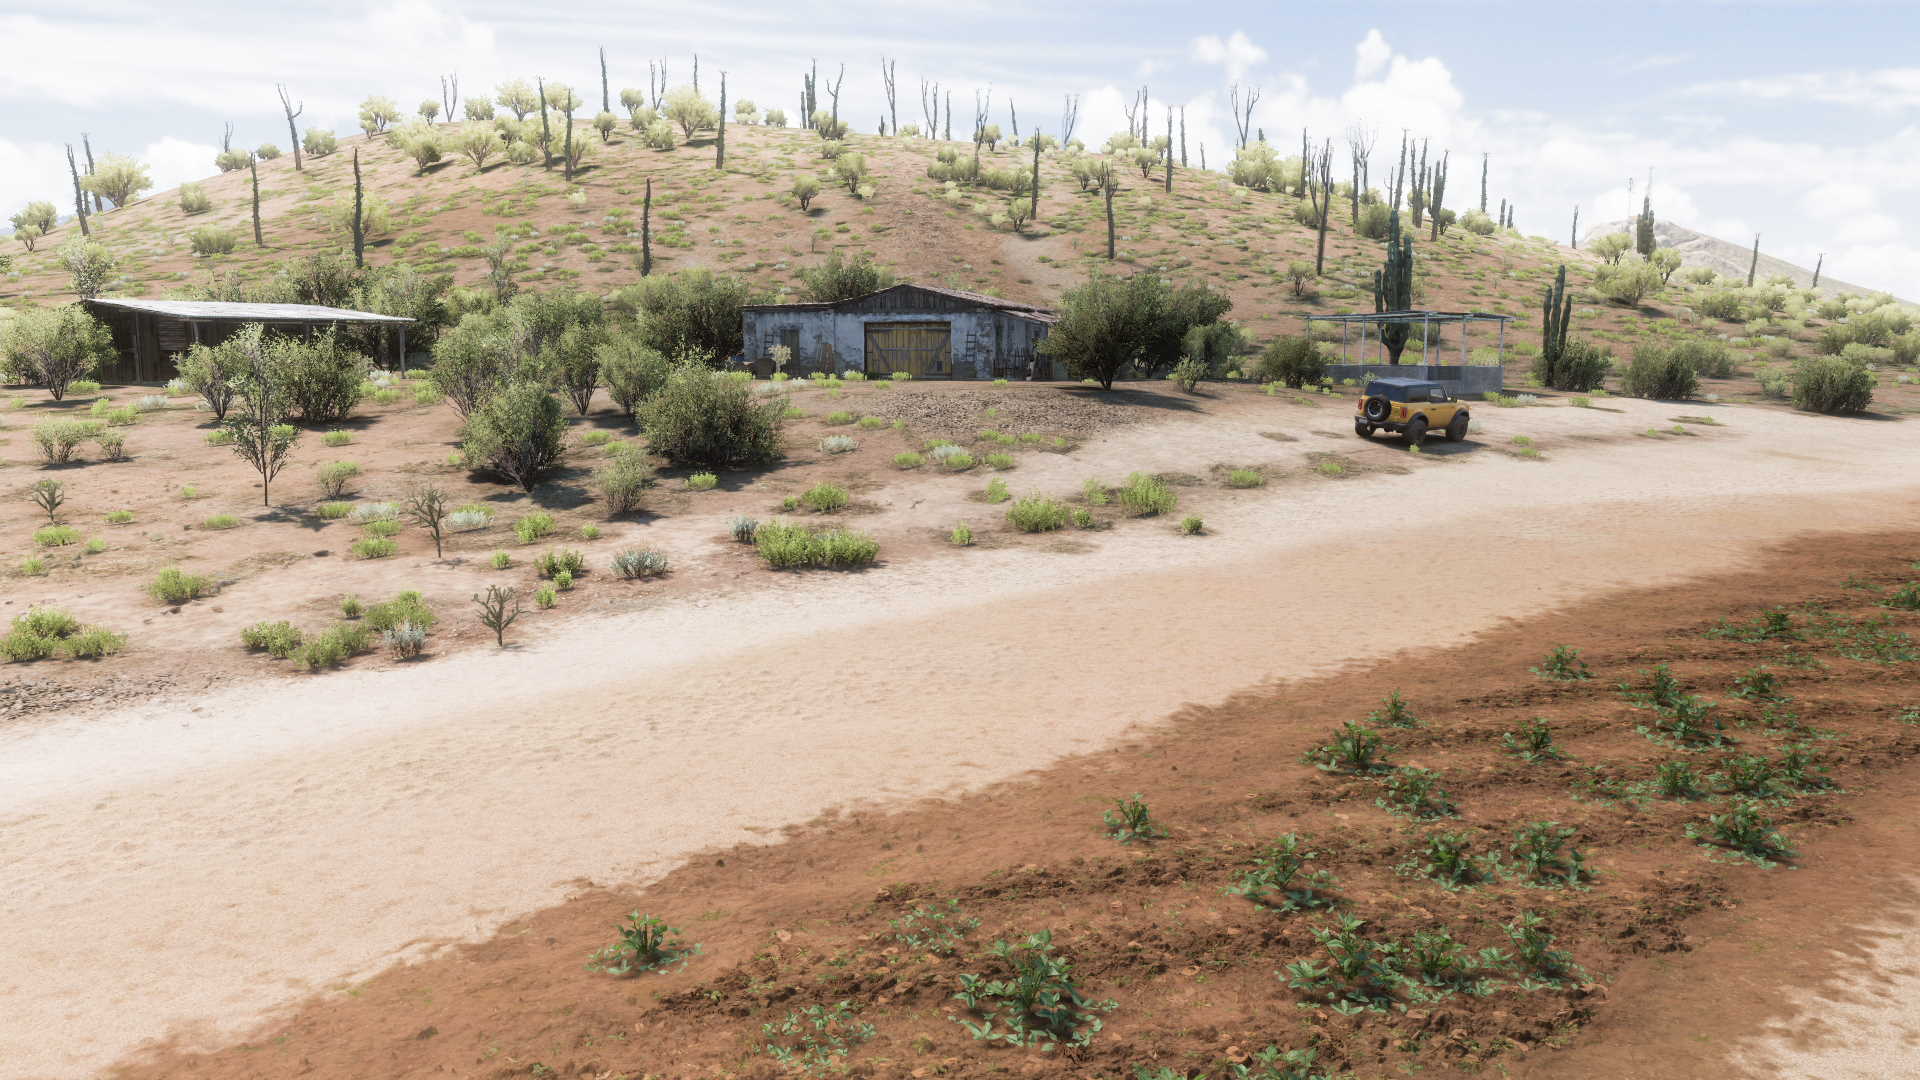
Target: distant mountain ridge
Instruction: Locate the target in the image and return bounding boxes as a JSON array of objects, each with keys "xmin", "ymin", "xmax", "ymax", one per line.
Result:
[{"xmin": 1581, "ymin": 219, "xmax": 1894, "ymax": 302}]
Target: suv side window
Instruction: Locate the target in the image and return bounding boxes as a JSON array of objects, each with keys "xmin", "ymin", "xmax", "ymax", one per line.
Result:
[{"xmin": 1427, "ymin": 387, "xmax": 1449, "ymax": 403}]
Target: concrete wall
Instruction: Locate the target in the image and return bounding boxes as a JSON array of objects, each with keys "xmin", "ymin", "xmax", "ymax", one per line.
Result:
[
  {"xmin": 1325, "ymin": 363, "xmax": 1505, "ymax": 398},
  {"xmin": 743, "ymin": 309, "xmax": 1051, "ymax": 380}
]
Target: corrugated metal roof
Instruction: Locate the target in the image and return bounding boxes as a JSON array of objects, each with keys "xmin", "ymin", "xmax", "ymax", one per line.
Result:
[
  {"xmin": 85, "ymin": 298, "xmax": 415, "ymax": 324},
  {"xmin": 742, "ymin": 282, "xmax": 1054, "ymax": 316}
]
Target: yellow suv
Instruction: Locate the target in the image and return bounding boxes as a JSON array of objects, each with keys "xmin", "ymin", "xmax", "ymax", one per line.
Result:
[{"xmin": 1355, "ymin": 378, "xmax": 1470, "ymax": 447}]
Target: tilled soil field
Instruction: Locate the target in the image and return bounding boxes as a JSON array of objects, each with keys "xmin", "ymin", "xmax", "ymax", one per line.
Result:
[{"xmin": 108, "ymin": 529, "xmax": 1920, "ymax": 1079}]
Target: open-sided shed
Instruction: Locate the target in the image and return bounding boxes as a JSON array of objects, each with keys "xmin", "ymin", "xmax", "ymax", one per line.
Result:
[
  {"xmin": 740, "ymin": 283, "xmax": 1057, "ymax": 380},
  {"xmin": 82, "ymin": 298, "xmax": 416, "ymax": 384}
]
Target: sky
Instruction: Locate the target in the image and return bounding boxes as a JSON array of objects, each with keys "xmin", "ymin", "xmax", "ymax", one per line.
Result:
[{"xmin": 4, "ymin": 0, "xmax": 1919, "ymax": 296}]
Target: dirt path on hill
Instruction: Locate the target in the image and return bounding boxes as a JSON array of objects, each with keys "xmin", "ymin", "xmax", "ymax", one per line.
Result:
[{"xmin": 3, "ymin": 401, "xmax": 1918, "ymax": 1079}]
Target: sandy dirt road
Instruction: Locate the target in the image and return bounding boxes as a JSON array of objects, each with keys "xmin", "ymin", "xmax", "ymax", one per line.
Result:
[{"xmin": 3, "ymin": 397, "xmax": 1917, "ymax": 1079}]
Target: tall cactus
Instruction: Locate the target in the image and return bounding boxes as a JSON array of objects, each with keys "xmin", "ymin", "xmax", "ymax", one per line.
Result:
[
  {"xmin": 1541, "ymin": 264, "xmax": 1573, "ymax": 382},
  {"xmin": 1373, "ymin": 209, "xmax": 1414, "ymax": 364}
]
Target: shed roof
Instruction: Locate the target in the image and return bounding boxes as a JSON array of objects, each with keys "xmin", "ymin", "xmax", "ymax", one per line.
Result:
[
  {"xmin": 742, "ymin": 282, "xmax": 1054, "ymax": 317},
  {"xmin": 84, "ymin": 298, "xmax": 415, "ymax": 324}
]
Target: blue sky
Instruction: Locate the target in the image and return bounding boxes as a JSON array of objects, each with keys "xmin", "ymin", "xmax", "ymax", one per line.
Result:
[{"xmin": 5, "ymin": 0, "xmax": 1919, "ymax": 294}]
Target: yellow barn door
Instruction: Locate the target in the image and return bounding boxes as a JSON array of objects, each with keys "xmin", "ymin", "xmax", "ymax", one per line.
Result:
[{"xmin": 864, "ymin": 322, "xmax": 952, "ymax": 378}]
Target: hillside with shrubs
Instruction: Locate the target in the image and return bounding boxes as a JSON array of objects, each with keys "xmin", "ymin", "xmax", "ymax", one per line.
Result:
[{"xmin": 3, "ymin": 79, "xmax": 1916, "ymax": 417}]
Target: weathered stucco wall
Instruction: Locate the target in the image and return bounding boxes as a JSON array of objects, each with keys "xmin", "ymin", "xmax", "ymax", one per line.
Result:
[{"xmin": 742, "ymin": 310, "xmax": 1052, "ymax": 380}]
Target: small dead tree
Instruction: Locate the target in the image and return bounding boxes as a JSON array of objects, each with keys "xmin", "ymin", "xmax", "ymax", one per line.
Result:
[
  {"xmin": 1229, "ymin": 82, "xmax": 1260, "ymax": 149},
  {"xmin": 351, "ymin": 147, "xmax": 366, "ymax": 267},
  {"xmin": 442, "ymin": 73, "xmax": 460, "ymax": 123},
  {"xmin": 827, "ymin": 62, "xmax": 845, "ymax": 122},
  {"xmin": 474, "ymin": 584, "xmax": 524, "ymax": 647},
  {"xmin": 1345, "ymin": 124, "xmax": 1375, "ymax": 224},
  {"xmin": 1061, "ymin": 93, "xmax": 1079, "ymax": 145},
  {"xmin": 406, "ymin": 484, "xmax": 451, "ymax": 558},
  {"xmin": 920, "ymin": 78, "xmax": 938, "ymax": 135},
  {"xmin": 971, "ymin": 87, "xmax": 991, "ymax": 170},
  {"xmin": 1308, "ymin": 138, "xmax": 1334, "ymax": 274},
  {"xmin": 82, "ymin": 134, "xmax": 103, "ymax": 213},
  {"xmin": 249, "ymin": 155, "xmax": 263, "ymax": 246},
  {"xmin": 277, "ymin": 84, "xmax": 305, "ymax": 172},
  {"xmin": 65, "ymin": 145, "xmax": 90, "ymax": 236},
  {"xmin": 881, "ymin": 57, "xmax": 898, "ymax": 134}
]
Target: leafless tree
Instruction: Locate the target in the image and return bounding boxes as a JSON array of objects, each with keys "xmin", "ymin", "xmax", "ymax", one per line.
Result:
[
  {"xmin": 972, "ymin": 86, "xmax": 991, "ymax": 167},
  {"xmin": 81, "ymin": 134, "xmax": 102, "ymax": 212},
  {"xmin": 276, "ymin": 84, "xmax": 305, "ymax": 171},
  {"xmin": 443, "ymin": 73, "xmax": 460, "ymax": 123},
  {"xmin": 827, "ymin": 62, "xmax": 845, "ymax": 121},
  {"xmin": 1345, "ymin": 123, "xmax": 1375, "ymax": 224},
  {"xmin": 1060, "ymin": 93, "xmax": 1079, "ymax": 145},
  {"xmin": 65, "ymin": 144, "xmax": 89, "ymax": 236},
  {"xmin": 1008, "ymin": 99, "xmax": 1018, "ymax": 141},
  {"xmin": 1229, "ymin": 82, "xmax": 1260, "ymax": 149},
  {"xmin": 880, "ymin": 56, "xmax": 898, "ymax": 134},
  {"xmin": 1308, "ymin": 138, "xmax": 1334, "ymax": 273}
]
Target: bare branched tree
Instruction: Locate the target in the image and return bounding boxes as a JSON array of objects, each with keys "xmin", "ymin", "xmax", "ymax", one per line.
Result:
[
  {"xmin": 827, "ymin": 63, "xmax": 845, "ymax": 121},
  {"xmin": 921, "ymin": 78, "xmax": 938, "ymax": 135},
  {"xmin": 442, "ymin": 73, "xmax": 460, "ymax": 123},
  {"xmin": 81, "ymin": 134, "xmax": 103, "ymax": 212},
  {"xmin": 65, "ymin": 144, "xmax": 89, "ymax": 236},
  {"xmin": 1345, "ymin": 123, "xmax": 1375, "ymax": 224},
  {"xmin": 1308, "ymin": 138, "xmax": 1334, "ymax": 274},
  {"xmin": 1060, "ymin": 93, "xmax": 1079, "ymax": 145},
  {"xmin": 276, "ymin": 84, "xmax": 305, "ymax": 172},
  {"xmin": 1229, "ymin": 82, "xmax": 1260, "ymax": 149},
  {"xmin": 881, "ymin": 56, "xmax": 898, "ymax": 134}
]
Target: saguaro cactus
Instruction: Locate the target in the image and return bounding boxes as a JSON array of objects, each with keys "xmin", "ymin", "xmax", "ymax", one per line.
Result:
[
  {"xmin": 1373, "ymin": 209, "xmax": 1414, "ymax": 363},
  {"xmin": 1542, "ymin": 264, "xmax": 1572, "ymax": 379}
]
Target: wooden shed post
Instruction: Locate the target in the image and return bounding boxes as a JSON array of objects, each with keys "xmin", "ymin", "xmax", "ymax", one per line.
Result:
[{"xmin": 397, "ymin": 325, "xmax": 408, "ymax": 376}]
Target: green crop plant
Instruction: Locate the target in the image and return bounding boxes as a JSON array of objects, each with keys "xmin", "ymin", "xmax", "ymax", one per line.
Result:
[
  {"xmin": 1531, "ymin": 644, "xmax": 1592, "ymax": 681},
  {"xmin": 983, "ymin": 478, "xmax": 1010, "ymax": 504},
  {"xmin": 760, "ymin": 1001, "xmax": 877, "ymax": 1074},
  {"xmin": 1504, "ymin": 911, "xmax": 1580, "ymax": 981},
  {"xmin": 1303, "ymin": 721, "xmax": 1391, "ymax": 774},
  {"xmin": 515, "ymin": 512, "xmax": 556, "ymax": 543},
  {"xmin": 1620, "ymin": 663, "xmax": 1688, "ymax": 710},
  {"xmin": 1653, "ymin": 759, "xmax": 1704, "ymax": 798},
  {"xmin": 1706, "ymin": 608, "xmax": 1801, "ymax": 643},
  {"xmin": 890, "ymin": 900, "xmax": 979, "ymax": 956},
  {"xmin": 1368, "ymin": 689, "xmax": 1420, "ymax": 728},
  {"xmin": 1730, "ymin": 667, "xmax": 1785, "ymax": 702},
  {"xmin": 1376, "ymin": 766, "xmax": 1456, "ymax": 820},
  {"xmin": 1508, "ymin": 821, "xmax": 1592, "ymax": 887},
  {"xmin": 1397, "ymin": 830, "xmax": 1493, "ymax": 890},
  {"xmin": 1687, "ymin": 798, "xmax": 1794, "ymax": 864},
  {"xmin": 1636, "ymin": 693, "xmax": 1729, "ymax": 749},
  {"xmin": 950, "ymin": 930, "xmax": 1116, "ymax": 1048},
  {"xmin": 1102, "ymin": 794, "xmax": 1166, "ymax": 844},
  {"xmin": 1226, "ymin": 468, "xmax": 1265, "ymax": 488},
  {"xmin": 1283, "ymin": 913, "xmax": 1404, "ymax": 1012},
  {"xmin": 1225, "ymin": 833, "xmax": 1336, "ymax": 910},
  {"xmin": 1710, "ymin": 754, "xmax": 1779, "ymax": 797},
  {"xmin": 584, "ymin": 912, "xmax": 699, "ymax": 976},
  {"xmin": 1503, "ymin": 718, "xmax": 1564, "ymax": 762}
]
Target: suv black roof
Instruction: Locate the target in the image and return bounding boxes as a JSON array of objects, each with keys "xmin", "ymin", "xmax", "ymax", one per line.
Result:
[{"xmin": 1366, "ymin": 377, "xmax": 1441, "ymax": 388}]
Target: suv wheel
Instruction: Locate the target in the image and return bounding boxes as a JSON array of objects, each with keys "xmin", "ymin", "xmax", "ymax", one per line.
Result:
[
  {"xmin": 1354, "ymin": 419, "xmax": 1375, "ymax": 439},
  {"xmin": 1446, "ymin": 413, "xmax": 1469, "ymax": 441},
  {"xmin": 1404, "ymin": 415, "xmax": 1429, "ymax": 447}
]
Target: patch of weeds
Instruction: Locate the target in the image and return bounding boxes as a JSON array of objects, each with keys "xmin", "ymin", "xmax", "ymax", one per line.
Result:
[
  {"xmin": 1531, "ymin": 644, "xmax": 1591, "ymax": 681},
  {"xmin": 1503, "ymin": 911, "xmax": 1583, "ymax": 985},
  {"xmin": 1081, "ymin": 478, "xmax": 1110, "ymax": 505},
  {"xmin": 1730, "ymin": 666, "xmax": 1785, "ymax": 702},
  {"xmin": 1303, "ymin": 721, "xmax": 1392, "ymax": 774},
  {"xmin": 1619, "ymin": 663, "xmax": 1689, "ymax": 710},
  {"xmin": 105, "ymin": 509, "xmax": 134, "ymax": 525},
  {"xmin": 1006, "ymin": 496, "xmax": 1068, "ymax": 533},
  {"xmin": 952, "ymin": 930, "xmax": 1116, "ymax": 1048},
  {"xmin": 1705, "ymin": 608, "xmax": 1801, "ymax": 643},
  {"xmin": 1178, "ymin": 515, "xmax": 1204, "ymax": 535},
  {"xmin": 240, "ymin": 621, "xmax": 304, "ymax": 659},
  {"xmin": 1650, "ymin": 759, "xmax": 1705, "ymax": 799},
  {"xmin": 892, "ymin": 451, "xmax": 925, "ymax": 469},
  {"xmin": 34, "ymin": 525, "xmax": 80, "ymax": 547},
  {"xmin": 585, "ymin": 912, "xmax": 700, "ymax": 976},
  {"xmin": 1071, "ymin": 508, "xmax": 1096, "ymax": 529},
  {"xmin": 1375, "ymin": 766, "xmax": 1457, "ymax": 820},
  {"xmin": 1225, "ymin": 833, "xmax": 1337, "ymax": 910},
  {"xmin": 1808, "ymin": 610, "xmax": 1916, "ymax": 663},
  {"xmin": 891, "ymin": 899, "xmax": 979, "ymax": 956},
  {"xmin": 755, "ymin": 521, "xmax": 879, "ymax": 569},
  {"xmin": 1884, "ymin": 582, "xmax": 1920, "ymax": 611},
  {"xmin": 760, "ymin": 1001, "xmax": 877, "ymax": 1075},
  {"xmin": 982, "ymin": 478, "xmax": 1011, "ymax": 504},
  {"xmin": 687, "ymin": 471, "xmax": 720, "ymax": 490},
  {"xmin": 316, "ymin": 501, "xmax": 353, "ymax": 520},
  {"xmin": 490, "ymin": 550, "xmax": 512, "ymax": 569},
  {"xmin": 351, "ymin": 537, "xmax": 398, "ymax": 559},
  {"xmin": 1103, "ymin": 794, "xmax": 1166, "ymax": 844},
  {"xmin": 1225, "ymin": 467, "xmax": 1265, "ymax": 488},
  {"xmin": 984, "ymin": 452, "xmax": 1015, "ymax": 470},
  {"xmin": 1282, "ymin": 914, "xmax": 1403, "ymax": 1013},
  {"xmin": 803, "ymin": 482, "xmax": 850, "ymax": 512},
  {"xmin": 323, "ymin": 430, "xmax": 353, "ymax": 447},
  {"xmin": 535, "ymin": 548, "xmax": 586, "ymax": 578},
  {"xmin": 949, "ymin": 523, "xmax": 974, "ymax": 546},
  {"xmin": 730, "ymin": 516, "xmax": 760, "ymax": 543},
  {"xmin": 1636, "ymin": 693, "xmax": 1732, "ymax": 749}
]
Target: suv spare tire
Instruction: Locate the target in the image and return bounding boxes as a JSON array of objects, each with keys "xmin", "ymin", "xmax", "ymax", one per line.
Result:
[{"xmin": 1363, "ymin": 395, "xmax": 1391, "ymax": 422}]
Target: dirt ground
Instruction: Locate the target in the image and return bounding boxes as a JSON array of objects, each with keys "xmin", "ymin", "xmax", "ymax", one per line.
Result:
[
  {"xmin": 90, "ymin": 527, "xmax": 1920, "ymax": 1080},
  {"xmin": 4, "ymin": 376, "xmax": 1920, "ymax": 1079}
]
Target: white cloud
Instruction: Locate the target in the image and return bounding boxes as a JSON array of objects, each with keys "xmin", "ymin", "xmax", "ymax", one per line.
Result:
[
  {"xmin": 1354, "ymin": 29, "xmax": 1391, "ymax": 81},
  {"xmin": 1686, "ymin": 67, "xmax": 1920, "ymax": 111},
  {"xmin": 140, "ymin": 137, "xmax": 223, "ymax": 199},
  {"xmin": 1189, "ymin": 31, "xmax": 1267, "ymax": 83},
  {"xmin": 0, "ymin": 139, "xmax": 72, "ymax": 233}
]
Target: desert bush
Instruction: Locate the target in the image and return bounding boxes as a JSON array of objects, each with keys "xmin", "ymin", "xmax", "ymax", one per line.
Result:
[
  {"xmin": 1116, "ymin": 472, "xmax": 1176, "ymax": 516},
  {"xmin": 315, "ymin": 461, "xmax": 361, "ymax": 498},
  {"xmin": 1532, "ymin": 339, "xmax": 1612, "ymax": 392},
  {"xmin": 463, "ymin": 380, "xmax": 569, "ymax": 490},
  {"xmin": 177, "ymin": 338, "xmax": 247, "ymax": 420},
  {"xmin": 1254, "ymin": 336, "xmax": 1324, "ymax": 388},
  {"xmin": 598, "ymin": 335, "xmax": 672, "ymax": 418},
  {"xmin": 535, "ymin": 548, "xmax": 586, "ymax": 579},
  {"xmin": 316, "ymin": 501, "xmax": 352, "ymax": 520},
  {"xmin": 351, "ymin": 537, "xmax": 397, "ymax": 559},
  {"xmin": 3, "ymin": 305, "xmax": 114, "ymax": 400},
  {"xmin": 1005, "ymin": 496, "xmax": 1068, "ymax": 532},
  {"xmin": 302, "ymin": 128, "xmax": 338, "ymax": 157},
  {"xmin": 610, "ymin": 548, "xmax": 670, "ymax": 579},
  {"xmin": 30, "ymin": 478, "xmax": 65, "ymax": 522},
  {"xmin": 1667, "ymin": 338, "xmax": 1735, "ymax": 378},
  {"xmin": 1459, "ymin": 209, "xmax": 1496, "ymax": 236},
  {"xmin": 1620, "ymin": 346, "xmax": 1699, "ymax": 400},
  {"xmin": 1356, "ymin": 202, "xmax": 1393, "ymax": 239},
  {"xmin": 188, "ymin": 226, "xmax": 239, "ymax": 256},
  {"xmin": 949, "ymin": 523, "xmax": 973, "ymax": 545},
  {"xmin": 30, "ymin": 418, "xmax": 98, "ymax": 461},
  {"xmin": 363, "ymin": 591, "xmax": 435, "ymax": 633},
  {"xmin": 267, "ymin": 330, "xmax": 369, "ymax": 422},
  {"xmin": 148, "ymin": 567, "xmax": 214, "ymax": 605},
  {"xmin": 34, "ymin": 525, "xmax": 80, "ymax": 547},
  {"xmin": 593, "ymin": 446, "xmax": 657, "ymax": 514},
  {"xmin": 1531, "ymin": 644, "xmax": 1591, "ymax": 681},
  {"xmin": 1226, "ymin": 467, "xmax": 1265, "ymax": 488},
  {"xmin": 291, "ymin": 623, "xmax": 373, "ymax": 671},
  {"xmin": 803, "ymin": 482, "xmax": 850, "ymax": 512},
  {"xmin": 639, "ymin": 366, "xmax": 786, "ymax": 467},
  {"xmin": 1790, "ymin": 356, "xmax": 1874, "ymax": 415},
  {"xmin": 514, "ymin": 511, "xmax": 556, "ymax": 543},
  {"xmin": 1693, "ymin": 290, "xmax": 1747, "ymax": 321},
  {"xmin": 179, "ymin": 183, "xmax": 213, "ymax": 215},
  {"xmin": 686, "ymin": 471, "xmax": 718, "ymax": 490},
  {"xmin": 753, "ymin": 521, "xmax": 879, "ymax": 569},
  {"xmin": 1593, "ymin": 260, "xmax": 1662, "ymax": 307},
  {"xmin": 1178, "ymin": 515, "xmax": 1204, "ymax": 535},
  {"xmin": 201, "ymin": 514, "xmax": 239, "ymax": 531},
  {"xmin": 892, "ymin": 451, "xmax": 924, "ymax": 469},
  {"xmin": 241, "ymin": 621, "xmax": 305, "ymax": 659}
]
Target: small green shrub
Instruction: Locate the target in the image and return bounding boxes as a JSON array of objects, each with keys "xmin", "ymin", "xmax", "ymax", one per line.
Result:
[
  {"xmin": 1375, "ymin": 766, "xmax": 1457, "ymax": 820},
  {"xmin": 1226, "ymin": 468, "xmax": 1265, "ymax": 488},
  {"xmin": 1006, "ymin": 496, "xmax": 1068, "ymax": 533},
  {"xmin": 803, "ymin": 482, "xmax": 850, "ymax": 512},
  {"xmin": 536, "ymin": 585, "xmax": 558, "ymax": 608},
  {"xmin": 105, "ymin": 510, "xmax": 134, "ymax": 525},
  {"xmin": 611, "ymin": 548, "xmax": 670, "ymax": 578},
  {"xmin": 490, "ymin": 550, "xmax": 512, "ymax": 569},
  {"xmin": 893, "ymin": 451, "xmax": 924, "ymax": 469},
  {"xmin": 340, "ymin": 595, "xmax": 364, "ymax": 618},
  {"xmin": 323, "ymin": 430, "xmax": 353, "ymax": 447},
  {"xmin": 1303, "ymin": 721, "xmax": 1391, "ymax": 774},
  {"xmin": 535, "ymin": 548, "xmax": 587, "ymax": 578},
  {"xmin": 1116, "ymin": 472, "xmax": 1176, "ymax": 516},
  {"xmin": 315, "ymin": 461, "xmax": 361, "ymax": 497},
  {"xmin": 949, "ymin": 523, "xmax": 973, "ymax": 546},
  {"xmin": 351, "ymin": 537, "xmax": 398, "ymax": 559},
  {"xmin": 1178, "ymin": 515, "xmax": 1204, "ymax": 535},
  {"xmin": 365, "ymin": 591, "xmax": 436, "ymax": 632},
  {"xmin": 1790, "ymin": 356, "xmax": 1875, "ymax": 415},
  {"xmin": 754, "ymin": 521, "xmax": 879, "ymax": 569},
  {"xmin": 1225, "ymin": 833, "xmax": 1336, "ymax": 910},
  {"xmin": 202, "ymin": 514, "xmax": 240, "ymax": 531},
  {"xmin": 730, "ymin": 516, "xmax": 760, "ymax": 543},
  {"xmin": 1531, "ymin": 644, "xmax": 1591, "ymax": 681},
  {"xmin": 819, "ymin": 435, "xmax": 858, "ymax": 454},
  {"xmin": 241, "ymin": 621, "xmax": 305, "ymax": 659},
  {"xmin": 984, "ymin": 452, "xmax": 1015, "ymax": 470},
  {"xmin": 686, "ymin": 471, "xmax": 719, "ymax": 491},
  {"xmin": 34, "ymin": 525, "xmax": 80, "ymax": 547},
  {"xmin": 585, "ymin": 912, "xmax": 699, "ymax": 976},
  {"xmin": 1503, "ymin": 717, "xmax": 1564, "ymax": 762},
  {"xmin": 823, "ymin": 410, "xmax": 856, "ymax": 425},
  {"xmin": 1508, "ymin": 821, "xmax": 1592, "ymax": 886},
  {"xmin": 1621, "ymin": 347, "xmax": 1699, "ymax": 400},
  {"xmin": 515, "ymin": 512, "xmax": 556, "ymax": 543},
  {"xmin": 148, "ymin": 568, "xmax": 214, "ymax": 604},
  {"xmin": 983, "ymin": 478, "xmax": 1010, "ymax": 504},
  {"xmin": 1103, "ymin": 794, "xmax": 1166, "ymax": 844},
  {"xmin": 1686, "ymin": 798, "xmax": 1794, "ymax": 863}
]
